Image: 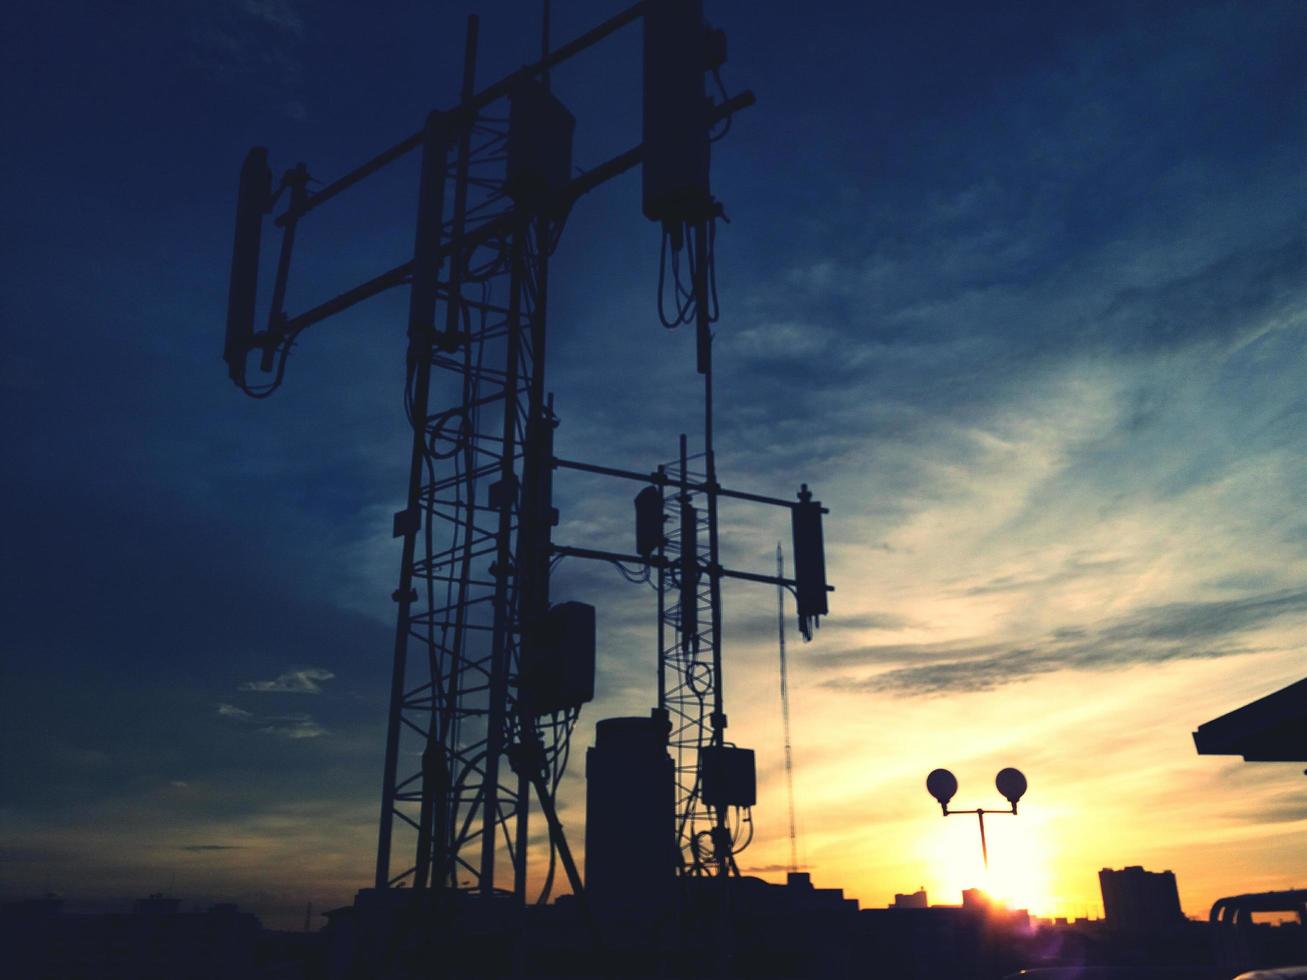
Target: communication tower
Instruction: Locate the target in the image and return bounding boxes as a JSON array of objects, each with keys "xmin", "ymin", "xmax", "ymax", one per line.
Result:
[{"xmin": 221, "ymin": 0, "xmax": 829, "ymax": 918}]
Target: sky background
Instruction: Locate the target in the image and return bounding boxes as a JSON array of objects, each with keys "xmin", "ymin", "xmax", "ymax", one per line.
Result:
[{"xmin": 2, "ymin": 0, "xmax": 1305, "ymax": 929}]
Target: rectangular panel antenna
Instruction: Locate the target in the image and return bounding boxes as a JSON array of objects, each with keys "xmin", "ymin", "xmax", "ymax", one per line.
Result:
[
  {"xmin": 642, "ymin": 0, "xmax": 711, "ymax": 224},
  {"xmin": 224, "ymin": 147, "xmax": 271, "ymax": 382},
  {"xmin": 791, "ymin": 485, "xmax": 828, "ymax": 639}
]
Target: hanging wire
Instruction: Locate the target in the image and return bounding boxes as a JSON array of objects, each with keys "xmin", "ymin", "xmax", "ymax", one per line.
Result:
[
  {"xmin": 656, "ymin": 216, "xmax": 721, "ymax": 330},
  {"xmin": 236, "ymin": 322, "xmax": 304, "ymax": 399},
  {"xmin": 709, "ymin": 67, "xmax": 732, "ymax": 143},
  {"xmin": 732, "ymin": 807, "xmax": 754, "ymax": 853}
]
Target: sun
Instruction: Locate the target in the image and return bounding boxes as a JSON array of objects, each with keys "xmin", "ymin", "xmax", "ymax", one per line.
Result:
[
  {"xmin": 920, "ymin": 810, "xmax": 1057, "ymax": 916},
  {"xmin": 982, "ymin": 845, "xmax": 1054, "ymax": 915}
]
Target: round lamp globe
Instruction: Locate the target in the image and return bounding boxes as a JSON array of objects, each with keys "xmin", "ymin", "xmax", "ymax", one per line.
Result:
[
  {"xmin": 995, "ymin": 767, "xmax": 1027, "ymax": 805},
  {"xmin": 926, "ymin": 768, "xmax": 958, "ymax": 807}
]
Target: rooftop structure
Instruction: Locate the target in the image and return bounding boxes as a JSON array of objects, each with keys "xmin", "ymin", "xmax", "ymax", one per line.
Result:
[
  {"xmin": 1193, "ymin": 676, "xmax": 1307, "ymax": 764},
  {"xmin": 1099, "ymin": 865, "xmax": 1186, "ymax": 930}
]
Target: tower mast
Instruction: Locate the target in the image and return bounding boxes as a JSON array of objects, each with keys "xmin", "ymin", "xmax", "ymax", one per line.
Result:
[{"xmin": 777, "ymin": 543, "xmax": 798, "ymax": 874}]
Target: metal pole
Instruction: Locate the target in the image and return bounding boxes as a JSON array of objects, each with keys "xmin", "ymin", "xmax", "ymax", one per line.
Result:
[
  {"xmin": 777, "ymin": 544, "xmax": 798, "ymax": 875},
  {"xmin": 432, "ymin": 17, "xmax": 481, "ymax": 894},
  {"xmin": 375, "ymin": 108, "xmax": 451, "ymax": 892},
  {"xmin": 978, "ymin": 810, "xmax": 989, "ymax": 871},
  {"xmin": 656, "ymin": 465, "xmax": 667, "ymax": 710},
  {"xmin": 421, "ymin": 16, "xmax": 483, "ymax": 898},
  {"xmin": 541, "ymin": 0, "xmax": 551, "ymax": 90},
  {"xmin": 694, "ymin": 219, "xmax": 730, "ymax": 878},
  {"xmin": 263, "ymin": 163, "xmax": 309, "ymax": 370},
  {"xmin": 510, "ymin": 2, "xmax": 555, "ymax": 893},
  {"xmin": 481, "ymin": 218, "xmax": 527, "ymax": 896}
]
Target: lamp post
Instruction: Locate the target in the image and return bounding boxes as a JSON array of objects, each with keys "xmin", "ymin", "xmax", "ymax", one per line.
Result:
[{"xmin": 926, "ymin": 767, "xmax": 1027, "ymax": 871}]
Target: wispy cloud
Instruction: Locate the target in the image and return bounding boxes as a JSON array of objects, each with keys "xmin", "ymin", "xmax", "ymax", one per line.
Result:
[
  {"xmin": 240, "ymin": 0, "xmax": 304, "ymax": 37},
  {"xmin": 1253, "ymin": 791, "xmax": 1307, "ymax": 824},
  {"xmin": 216, "ymin": 703, "xmax": 327, "ymax": 739},
  {"xmin": 955, "ymin": 558, "xmax": 1128, "ymax": 597},
  {"xmin": 821, "ymin": 588, "xmax": 1307, "ymax": 696},
  {"xmin": 239, "ymin": 667, "xmax": 334, "ymax": 694},
  {"xmin": 258, "ymin": 716, "xmax": 327, "ymax": 740},
  {"xmin": 186, "ymin": 0, "xmax": 306, "ymax": 119}
]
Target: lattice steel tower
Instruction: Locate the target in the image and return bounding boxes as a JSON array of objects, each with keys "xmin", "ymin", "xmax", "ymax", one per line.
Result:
[{"xmin": 221, "ymin": 1, "xmax": 782, "ymax": 905}]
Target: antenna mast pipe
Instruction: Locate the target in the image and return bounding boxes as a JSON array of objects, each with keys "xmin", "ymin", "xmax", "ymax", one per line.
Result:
[{"xmin": 777, "ymin": 544, "xmax": 798, "ymax": 874}]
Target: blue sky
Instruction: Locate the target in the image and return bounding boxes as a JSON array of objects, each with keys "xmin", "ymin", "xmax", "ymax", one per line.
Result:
[{"xmin": 2, "ymin": 0, "xmax": 1304, "ymax": 925}]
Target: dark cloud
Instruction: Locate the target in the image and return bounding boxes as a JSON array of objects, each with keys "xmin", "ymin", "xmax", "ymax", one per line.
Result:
[
  {"xmin": 957, "ymin": 557, "xmax": 1128, "ymax": 597},
  {"xmin": 816, "ymin": 641, "xmax": 1011, "ymax": 671},
  {"xmin": 726, "ymin": 609, "xmax": 915, "ymax": 647},
  {"xmin": 818, "ymin": 612, "xmax": 915, "ymax": 633},
  {"xmin": 180, "ymin": 845, "xmax": 246, "ymax": 852},
  {"xmin": 1252, "ymin": 791, "xmax": 1307, "ymax": 824},
  {"xmin": 837, "ymin": 650, "xmax": 1059, "ymax": 697},
  {"xmin": 1098, "ymin": 590, "xmax": 1307, "ymax": 645},
  {"xmin": 821, "ymin": 588, "xmax": 1307, "ymax": 696},
  {"xmin": 1093, "ymin": 232, "xmax": 1307, "ymax": 355}
]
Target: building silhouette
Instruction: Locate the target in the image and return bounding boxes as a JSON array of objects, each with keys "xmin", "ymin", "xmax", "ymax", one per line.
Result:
[
  {"xmin": 1099, "ymin": 865, "xmax": 1185, "ymax": 930},
  {"xmin": 962, "ymin": 888, "xmax": 992, "ymax": 911},
  {"xmin": 892, "ymin": 888, "xmax": 928, "ymax": 909}
]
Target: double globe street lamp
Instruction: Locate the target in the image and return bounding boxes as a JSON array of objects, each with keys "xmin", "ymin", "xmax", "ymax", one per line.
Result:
[{"xmin": 926, "ymin": 767, "xmax": 1028, "ymax": 871}]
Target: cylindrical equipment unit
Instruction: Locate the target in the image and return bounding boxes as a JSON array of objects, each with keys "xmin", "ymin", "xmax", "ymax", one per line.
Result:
[{"xmin": 585, "ymin": 715, "xmax": 676, "ymax": 921}]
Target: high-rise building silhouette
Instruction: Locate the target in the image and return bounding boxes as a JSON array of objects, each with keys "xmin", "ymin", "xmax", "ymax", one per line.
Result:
[{"xmin": 1099, "ymin": 865, "xmax": 1185, "ymax": 929}]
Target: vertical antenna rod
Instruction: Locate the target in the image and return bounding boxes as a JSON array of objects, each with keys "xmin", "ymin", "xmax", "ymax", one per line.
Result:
[{"xmin": 777, "ymin": 543, "xmax": 798, "ymax": 874}]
